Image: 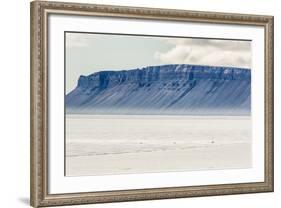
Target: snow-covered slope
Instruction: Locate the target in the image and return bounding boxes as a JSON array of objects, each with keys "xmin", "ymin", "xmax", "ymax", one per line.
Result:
[{"xmin": 66, "ymin": 64, "xmax": 251, "ymax": 115}]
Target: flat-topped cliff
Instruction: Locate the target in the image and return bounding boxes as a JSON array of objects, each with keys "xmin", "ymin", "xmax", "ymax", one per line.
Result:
[{"xmin": 66, "ymin": 64, "xmax": 251, "ymax": 115}]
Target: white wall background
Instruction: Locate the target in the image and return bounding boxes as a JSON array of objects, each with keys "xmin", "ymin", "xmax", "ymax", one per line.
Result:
[{"xmin": 0, "ymin": 0, "xmax": 279, "ymax": 207}]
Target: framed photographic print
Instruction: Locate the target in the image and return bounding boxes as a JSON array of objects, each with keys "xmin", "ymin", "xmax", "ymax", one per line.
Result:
[{"xmin": 30, "ymin": 1, "xmax": 274, "ymax": 207}]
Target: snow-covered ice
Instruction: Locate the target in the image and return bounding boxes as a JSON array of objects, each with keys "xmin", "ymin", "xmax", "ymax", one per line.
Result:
[{"xmin": 65, "ymin": 114, "xmax": 252, "ymax": 176}]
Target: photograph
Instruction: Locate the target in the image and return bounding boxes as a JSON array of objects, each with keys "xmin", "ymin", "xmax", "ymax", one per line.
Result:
[{"xmin": 65, "ymin": 32, "xmax": 252, "ymax": 176}]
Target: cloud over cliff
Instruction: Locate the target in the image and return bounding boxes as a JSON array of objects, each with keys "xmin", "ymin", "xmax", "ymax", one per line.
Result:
[{"xmin": 154, "ymin": 39, "xmax": 251, "ymax": 68}]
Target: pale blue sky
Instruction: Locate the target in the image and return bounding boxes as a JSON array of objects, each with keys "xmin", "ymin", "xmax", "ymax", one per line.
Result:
[{"xmin": 66, "ymin": 32, "xmax": 251, "ymax": 93}]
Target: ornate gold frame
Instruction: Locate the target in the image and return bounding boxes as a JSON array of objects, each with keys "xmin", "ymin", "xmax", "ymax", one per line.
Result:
[{"xmin": 30, "ymin": 1, "xmax": 274, "ymax": 207}]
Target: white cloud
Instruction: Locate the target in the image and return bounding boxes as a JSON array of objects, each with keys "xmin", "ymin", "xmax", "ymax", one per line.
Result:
[{"xmin": 154, "ymin": 39, "xmax": 251, "ymax": 68}]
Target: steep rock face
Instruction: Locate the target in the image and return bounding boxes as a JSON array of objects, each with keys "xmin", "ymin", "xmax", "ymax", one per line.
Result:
[{"xmin": 66, "ymin": 64, "xmax": 251, "ymax": 115}]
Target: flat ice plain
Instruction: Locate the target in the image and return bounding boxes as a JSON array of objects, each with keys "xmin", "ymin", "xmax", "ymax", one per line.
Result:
[{"xmin": 65, "ymin": 114, "xmax": 252, "ymax": 176}]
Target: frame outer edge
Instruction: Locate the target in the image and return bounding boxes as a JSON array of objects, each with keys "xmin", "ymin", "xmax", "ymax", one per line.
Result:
[
  {"xmin": 30, "ymin": 1, "xmax": 35, "ymax": 207},
  {"xmin": 268, "ymin": 16, "xmax": 274, "ymax": 192},
  {"xmin": 270, "ymin": 16, "xmax": 275, "ymax": 192},
  {"xmin": 30, "ymin": 1, "xmax": 40, "ymax": 207},
  {"xmin": 30, "ymin": 2, "xmax": 37, "ymax": 207}
]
